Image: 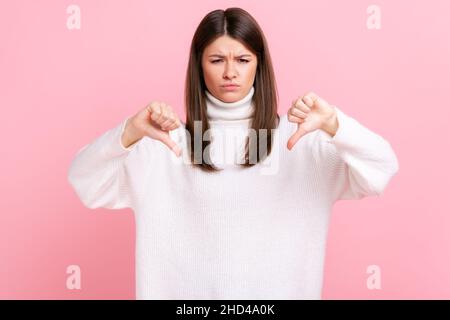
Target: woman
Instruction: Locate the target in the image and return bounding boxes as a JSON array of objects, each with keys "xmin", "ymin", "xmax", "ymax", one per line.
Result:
[{"xmin": 68, "ymin": 7, "xmax": 399, "ymax": 299}]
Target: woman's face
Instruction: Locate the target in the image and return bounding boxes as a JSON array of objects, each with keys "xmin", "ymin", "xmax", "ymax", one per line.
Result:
[{"xmin": 201, "ymin": 35, "xmax": 257, "ymax": 103}]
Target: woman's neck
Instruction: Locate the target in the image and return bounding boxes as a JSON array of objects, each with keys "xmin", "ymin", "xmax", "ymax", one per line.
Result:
[{"xmin": 205, "ymin": 86, "xmax": 255, "ymax": 124}]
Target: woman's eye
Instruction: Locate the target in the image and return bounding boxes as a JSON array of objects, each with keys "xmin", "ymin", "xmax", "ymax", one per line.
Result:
[{"xmin": 211, "ymin": 59, "xmax": 249, "ymax": 64}]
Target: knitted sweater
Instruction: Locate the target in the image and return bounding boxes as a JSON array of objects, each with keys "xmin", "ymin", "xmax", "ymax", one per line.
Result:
[{"xmin": 67, "ymin": 86, "xmax": 399, "ymax": 299}]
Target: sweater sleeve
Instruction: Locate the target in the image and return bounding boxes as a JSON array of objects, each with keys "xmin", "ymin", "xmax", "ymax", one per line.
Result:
[
  {"xmin": 67, "ymin": 117, "xmax": 138, "ymax": 210},
  {"xmin": 311, "ymin": 106, "xmax": 399, "ymax": 202}
]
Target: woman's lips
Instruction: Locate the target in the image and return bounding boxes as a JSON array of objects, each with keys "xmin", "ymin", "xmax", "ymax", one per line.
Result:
[{"xmin": 222, "ymin": 85, "xmax": 239, "ymax": 91}]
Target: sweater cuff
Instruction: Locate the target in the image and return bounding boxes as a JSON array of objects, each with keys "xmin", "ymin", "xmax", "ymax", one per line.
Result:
[
  {"xmin": 321, "ymin": 106, "xmax": 397, "ymax": 166},
  {"xmin": 322, "ymin": 106, "xmax": 365, "ymax": 149},
  {"xmin": 102, "ymin": 117, "xmax": 137, "ymax": 158}
]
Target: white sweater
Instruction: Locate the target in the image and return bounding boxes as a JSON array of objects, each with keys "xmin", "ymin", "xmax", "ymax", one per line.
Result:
[{"xmin": 68, "ymin": 86, "xmax": 399, "ymax": 299}]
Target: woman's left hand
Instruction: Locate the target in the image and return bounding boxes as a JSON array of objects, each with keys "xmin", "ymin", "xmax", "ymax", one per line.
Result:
[{"xmin": 287, "ymin": 91, "xmax": 339, "ymax": 150}]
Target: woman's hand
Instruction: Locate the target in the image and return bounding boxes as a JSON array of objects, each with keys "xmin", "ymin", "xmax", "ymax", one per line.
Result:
[
  {"xmin": 122, "ymin": 101, "xmax": 183, "ymax": 157},
  {"xmin": 287, "ymin": 91, "xmax": 339, "ymax": 150}
]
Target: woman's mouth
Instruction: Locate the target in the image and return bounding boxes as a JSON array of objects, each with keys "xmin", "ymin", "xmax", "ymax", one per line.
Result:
[{"xmin": 222, "ymin": 84, "xmax": 240, "ymax": 91}]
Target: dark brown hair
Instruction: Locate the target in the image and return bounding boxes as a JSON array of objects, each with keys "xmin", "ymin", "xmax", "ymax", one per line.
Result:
[{"xmin": 184, "ymin": 7, "xmax": 280, "ymax": 172}]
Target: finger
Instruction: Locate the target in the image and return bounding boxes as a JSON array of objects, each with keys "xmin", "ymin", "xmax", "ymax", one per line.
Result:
[
  {"xmin": 165, "ymin": 123, "xmax": 178, "ymax": 131},
  {"xmin": 287, "ymin": 125, "xmax": 308, "ymax": 150},
  {"xmin": 289, "ymin": 107, "xmax": 308, "ymax": 118},
  {"xmin": 159, "ymin": 133, "xmax": 182, "ymax": 157},
  {"xmin": 166, "ymin": 118, "xmax": 181, "ymax": 131},
  {"xmin": 148, "ymin": 103, "xmax": 163, "ymax": 121},
  {"xmin": 160, "ymin": 110, "xmax": 176, "ymax": 130},
  {"xmin": 147, "ymin": 101, "xmax": 161, "ymax": 114},
  {"xmin": 303, "ymin": 92, "xmax": 320, "ymax": 108},
  {"xmin": 294, "ymin": 99, "xmax": 311, "ymax": 114},
  {"xmin": 306, "ymin": 91, "xmax": 319, "ymax": 101},
  {"xmin": 152, "ymin": 104, "xmax": 167, "ymax": 123},
  {"xmin": 302, "ymin": 96, "xmax": 314, "ymax": 108},
  {"xmin": 287, "ymin": 113, "xmax": 306, "ymax": 123},
  {"xmin": 146, "ymin": 101, "xmax": 158, "ymax": 113},
  {"xmin": 292, "ymin": 97, "xmax": 311, "ymax": 113},
  {"xmin": 166, "ymin": 111, "xmax": 182, "ymax": 130},
  {"xmin": 161, "ymin": 119, "xmax": 176, "ymax": 131}
]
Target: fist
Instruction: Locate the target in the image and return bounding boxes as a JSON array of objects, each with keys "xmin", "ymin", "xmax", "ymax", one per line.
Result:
[
  {"xmin": 286, "ymin": 91, "xmax": 337, "ymax": 150},
  {"xmin": 128, "ymin": 101, "xmax": 182, "ymax": 156}
]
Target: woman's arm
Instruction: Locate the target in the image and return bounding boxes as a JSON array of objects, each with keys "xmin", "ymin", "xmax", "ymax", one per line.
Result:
[
  {"xmin": 312, "ymin": 107, "xmax": 399, "ymax": 201},
  {"xmin": 67, "ymin": 117, "xmax": 137, "ymax": 209},
  {"xmin": 67, "ymin": 101, "xmax": 182, "ymax": 210}
]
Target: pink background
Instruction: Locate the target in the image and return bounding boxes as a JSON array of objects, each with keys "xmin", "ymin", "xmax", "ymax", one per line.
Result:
[{"xmin": 1, "ymin": 0, "xmax": 449, "ymax": 299}]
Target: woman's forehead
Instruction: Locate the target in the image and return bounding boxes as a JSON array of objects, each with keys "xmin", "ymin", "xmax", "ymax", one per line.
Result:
[{"xmin": 205, "ymin": 36, "xmax": 253, "ymax": 56}]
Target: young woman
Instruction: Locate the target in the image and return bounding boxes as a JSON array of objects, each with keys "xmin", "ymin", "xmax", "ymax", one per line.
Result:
[{"xmin": 68, "ymin": 7, "xmax": 399, "ymax": 300}]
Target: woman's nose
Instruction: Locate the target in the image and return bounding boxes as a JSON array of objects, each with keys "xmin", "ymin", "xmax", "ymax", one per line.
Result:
[{"xmin": 223, "ymin": 62, "xmax": 237, "ymax": 79}]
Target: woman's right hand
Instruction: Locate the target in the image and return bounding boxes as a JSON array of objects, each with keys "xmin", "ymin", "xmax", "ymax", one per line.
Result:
[{"xmin": 121, "ymin": 101, "xmax": 183, "ymax": 157}]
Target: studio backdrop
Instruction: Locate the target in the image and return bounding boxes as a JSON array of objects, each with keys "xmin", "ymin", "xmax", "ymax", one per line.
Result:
[{"xmin": 0, "ymin": 0, "xmax": 449, "ymax": 299}]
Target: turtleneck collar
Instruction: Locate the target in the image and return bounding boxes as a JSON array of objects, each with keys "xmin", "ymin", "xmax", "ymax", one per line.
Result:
[{"xmin": 205, "ymin": 86, "xmax": 255, "ymax": 122}]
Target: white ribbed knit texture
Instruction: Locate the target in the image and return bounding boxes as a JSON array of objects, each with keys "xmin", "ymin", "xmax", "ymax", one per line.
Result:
[
  {"xmin": 205, "ymin": 86, "xmax": 255, "ymax": 121},
  {"xmin": 68, "ymin": 89, "xmax": 399, "ymax": 299}
]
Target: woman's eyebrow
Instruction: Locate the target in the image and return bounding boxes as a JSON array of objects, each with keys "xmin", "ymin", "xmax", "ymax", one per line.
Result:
[{"xmin": 208, "ymin": 54, "xmax": 252, "ymax": 58}]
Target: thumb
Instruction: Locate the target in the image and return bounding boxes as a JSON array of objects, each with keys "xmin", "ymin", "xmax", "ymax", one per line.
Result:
[
  {"xmin": 287, "ymin": 124, "xmax": 308, "ymax": 150},
  {"xmin": 158, "ymin": 132, "xmax": 182, "ymax": 157}
]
